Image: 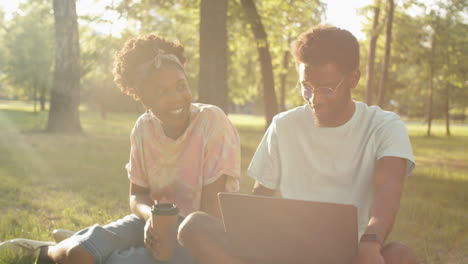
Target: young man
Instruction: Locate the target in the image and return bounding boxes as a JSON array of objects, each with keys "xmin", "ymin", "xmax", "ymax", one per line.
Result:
[{"xmin": 177, "ymin": 25, "xmax": 417, "ymax": 264}]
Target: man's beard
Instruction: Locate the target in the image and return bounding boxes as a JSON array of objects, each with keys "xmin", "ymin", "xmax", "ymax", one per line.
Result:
[
  {"xmin": 312, "ymin": 106, "xmax": 334, "ymax": 127},
  {"xmin": 311, "ymin": 98, "xmax": 348, "ymax": 127}
]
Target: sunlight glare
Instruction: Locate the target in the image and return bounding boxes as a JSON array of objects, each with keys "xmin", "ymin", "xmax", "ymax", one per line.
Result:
[
  {"xmin": 77, "ymin": 0, "xmax": 128, "ymax": 37},
  {"xmin": 323, "ymin": 0, "xmax": 372, "ymax": 40}
]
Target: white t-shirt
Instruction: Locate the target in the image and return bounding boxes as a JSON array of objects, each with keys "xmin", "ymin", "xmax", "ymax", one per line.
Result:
[{"xmin": 248, "ymin": 101, "xmax": 415, "ymax": 238}]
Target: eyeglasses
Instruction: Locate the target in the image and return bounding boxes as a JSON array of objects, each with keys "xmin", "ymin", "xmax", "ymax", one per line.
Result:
[{"xmin": 298, "ymin": 77, "xmax": 345, "ymax": 100}]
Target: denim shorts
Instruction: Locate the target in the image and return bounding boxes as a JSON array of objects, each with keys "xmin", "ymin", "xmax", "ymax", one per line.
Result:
[{"xmin": 70, "ymin": 214, "xmax": 195, "ymax": 264}]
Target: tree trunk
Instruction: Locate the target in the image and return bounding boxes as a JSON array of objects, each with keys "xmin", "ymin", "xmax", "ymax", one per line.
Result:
[
  {"xmin": 33, "ymin": 81, "xmax": 38, "ymax": 113},
  {"xmin": 198, "ymin": 0, "xmax": 229, "ymax": 112},
  {"xmin": 40, "ymin": 84, "xmax": 46, "ymax": 111},
  {"xmin": 365, "ymin": 0, "xmax": 381, "ymax": 105},
  {"xmin": 241, "ymin": 0, "xmax": 278, "ymax": 127},
  {"xmin": 444, "ymin": 27, "xmax": 451, "ymax": 137},
  {"xmin": 427, "ymin": 33, "xmax": 436, "ymax": 137},
  {"xmin": 279, "ymin": 50, "xmax": 290, "ymax": 112},
  {"xmin": 445, "ymin": 84, "xmax": 450, "ymax": 136},
  {"xmin": 47, "ymin": 0, "xmax": 81, "ymax": 133},
  {"xmin": 376, "ymin": 0, "xmax": 394, "ymax": 108},
  {"xmin": 100, "ymin": 82, "xmax": 108, "ymax": 120}
]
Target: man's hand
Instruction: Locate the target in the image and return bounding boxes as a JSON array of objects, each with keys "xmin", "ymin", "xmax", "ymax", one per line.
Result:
[
  {"xmin": 354, "ymin": 242, "xmax": 385, "ymax": 264},
  {"xmin": 144, "ymin": 217, "xmax": 161, "ymax": 259},
  {"xmin": 252, "ymin": 181, "xmax": 275, "ymax": 196}
]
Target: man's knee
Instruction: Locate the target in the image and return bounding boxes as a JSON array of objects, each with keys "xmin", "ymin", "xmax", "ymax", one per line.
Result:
[
  {"xmin": 178, "ymin": 212, "xmax": 213, "ymax": 246},
  {"xmin": 382, "ymin": 241, "xmax": 417, "ymax": 264}
]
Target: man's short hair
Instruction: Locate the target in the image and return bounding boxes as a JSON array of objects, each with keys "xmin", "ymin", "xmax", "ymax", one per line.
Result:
[{"xmin": 292, "ymin": 25, "xmax": 360, "ymax": 74}]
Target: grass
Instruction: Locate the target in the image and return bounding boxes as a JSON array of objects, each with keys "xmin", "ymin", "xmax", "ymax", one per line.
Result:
[{"xmin": 0, "ymin": 102, "xmax": 467, "ymax": 264}]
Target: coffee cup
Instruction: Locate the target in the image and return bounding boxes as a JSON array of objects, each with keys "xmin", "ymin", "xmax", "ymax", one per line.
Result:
[{"xmin": 150, "ymin": 203, "xmax": 179, "ymax": 261}]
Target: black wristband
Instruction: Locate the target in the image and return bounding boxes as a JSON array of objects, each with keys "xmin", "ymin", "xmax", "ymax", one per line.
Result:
[{"xmin": 360, "ymin": 233, "xmax": 384, "ymax": 246}]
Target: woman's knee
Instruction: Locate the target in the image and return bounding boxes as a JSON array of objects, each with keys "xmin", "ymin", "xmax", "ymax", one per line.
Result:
[
  {"xmin": 65, "ymin": 243, "xmax": 95, "ymax": 264},
  {"xmin": 48, "ymin": 239, "xmax": 94, "ymax": 264},
  {"xmin": 382, "ymin": 241, "xmax": 417, "ymax": 264}
]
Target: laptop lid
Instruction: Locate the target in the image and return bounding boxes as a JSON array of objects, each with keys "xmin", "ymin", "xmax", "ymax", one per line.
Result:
[{"xmin": 218, "ymin": 192, "xmax": 358, "ymax": 264}]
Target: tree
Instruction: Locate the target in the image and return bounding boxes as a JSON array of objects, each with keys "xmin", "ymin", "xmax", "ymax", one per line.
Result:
[
  {"xmin": 423, "ymin": 0, "xmax": 468, "ymax": 136},
  {"xmin": 0, "ymin": 9, "xmax": 6, "ymax": 97},
  {"xmin": 47, "ymin": 0, "xmax": 82, "ymax": 133},
  {"xmin": 112, "ymin": 0, "xmax": 326, "ymax": 121},
  {"xmin": 364, "ymin": 0, "xmax": 382, "ymax": 105},
  {"xmin": 1, "ymin": 1, "xmax": 54, "ymax": 111},
  {"xmin": 240, "ymin": 0, "xmax": 278, "ymax": 127},
  {"xmin": 427, "ymin": 23, "xmax": 436, "ymax": 136},
  {"xmin": 432, "ymin": 2, "xmax": 468, "ymax": 136},
  {"xmin": 376, "ymin": 0, "xmax": 394, "ymax": 108},
  {"xmin": 198, "ymin": 0, "xmax": 229, "ymax": 112},
  {"xmin": 227, "ymin": 0, "xmax": 325, "ymax": 114},
  {"xmin": 360, "ymin": 0, "xmax": 467, "ymax": 136},
  {"xmin": 261, "ymin": 0, "xmax": 325, "ymax": 111},
  {"xmin": 79, "ymin": 23, "xmax": 141, "ymax": 116},
  {"xmin": 279, "ymin": 49, "xmax": 290, "ymax": 112}
]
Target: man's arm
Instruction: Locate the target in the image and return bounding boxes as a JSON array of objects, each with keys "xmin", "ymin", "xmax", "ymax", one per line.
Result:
[
  {"xmin": 200, "ymin": 175, "xmax": 228, "ymax": 219},
  {"xmin": 356, "ymin": 156, "xmax": 407, "ymax": 264},
  {"xmin": 365, "ymin": 156, "xmax": 407, "ymax": 242},
  {"xmin": 252, "ymin": 181, "xmax": 275, "ymax": 196}
]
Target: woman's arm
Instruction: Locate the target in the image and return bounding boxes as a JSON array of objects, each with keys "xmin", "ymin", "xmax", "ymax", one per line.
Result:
[
  {"xmin": 200, "ymin": 175, "xmax": 228, "ymax": 219},
  {"xmin": 130, "ymin": 183, "xmax": 170, "ymax": 259},
  {"xmin": 129, "ymin": 183, "xmax": 154, "ymax": 221}
]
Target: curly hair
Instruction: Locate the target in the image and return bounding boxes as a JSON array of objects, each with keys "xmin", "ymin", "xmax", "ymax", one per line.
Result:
[
  {"xmin": 113, "ymin": 34, "xmax": 186, "ymax": 100},
  {"xmin": 291, "ymin": 25, "xmax": 359, "ymax": 74}
]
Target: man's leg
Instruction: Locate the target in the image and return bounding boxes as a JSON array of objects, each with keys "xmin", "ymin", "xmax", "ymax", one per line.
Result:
[
  {"xmin": 178, "ymin": 212, "xmax": 247, "ymax": 264},
  {"xmin": 381, "ymin": 241, "xmax": 417, "ymax": 264}
]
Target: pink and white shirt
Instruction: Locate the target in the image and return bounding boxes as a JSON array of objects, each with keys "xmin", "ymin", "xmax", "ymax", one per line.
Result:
[{"xmin": 126, "ymin": 103, "xmax": 241, "ymax": 217}]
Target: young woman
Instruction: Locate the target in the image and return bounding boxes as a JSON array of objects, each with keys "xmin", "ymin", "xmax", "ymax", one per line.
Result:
[{"xmin": 0, "ymin": 34, "xmax": 241, "ymax": 264}]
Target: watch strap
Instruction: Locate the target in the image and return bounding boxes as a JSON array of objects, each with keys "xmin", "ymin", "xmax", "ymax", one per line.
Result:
[{"xmin": 360, "ymin": 233, "xmax": 384, "ymax": 246}]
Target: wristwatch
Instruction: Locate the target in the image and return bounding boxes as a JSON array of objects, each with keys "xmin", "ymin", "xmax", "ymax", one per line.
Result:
[{"xmin": 360, "ymin": 233, "xmax": 384, "ymax": 246}]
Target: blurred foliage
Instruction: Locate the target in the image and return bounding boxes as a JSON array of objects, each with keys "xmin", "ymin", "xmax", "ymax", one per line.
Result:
[
  {"xmin": 0, "ymin": 0, "xmax": 466, "ymax": 119},
  {"xmin": 0, "ymin": 0, "xmax": 54, "ymax": 110},
  {"xmin": 227, "ymin": 0, "xmax": 326, "ymax": 110},
  {"xmin": 357, "ymin": 0, "xmax": 468, "ymax": 120}
]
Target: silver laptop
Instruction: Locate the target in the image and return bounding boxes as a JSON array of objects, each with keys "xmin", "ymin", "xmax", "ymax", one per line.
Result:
[{"xmin": 218, "ymin": 192, "xmax": 358, "ymax": 264}]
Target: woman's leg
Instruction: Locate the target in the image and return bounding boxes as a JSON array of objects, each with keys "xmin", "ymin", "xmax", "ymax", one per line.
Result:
[
  {"xmin": 46, "ymin": 214, "xmax": 146, "ymax": 264},
  {"xmin": 104, "ymin": 216, "xmax": 195, "ymax": 264},
  {"xmin": 45, "ymin": 214, "xmax": 195, "ymax": 264},
  {"xmin": 45, "ymin": 239, "xmax": 94, "ymax": 264}
]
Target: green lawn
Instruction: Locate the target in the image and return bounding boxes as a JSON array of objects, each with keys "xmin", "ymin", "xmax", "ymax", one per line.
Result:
[{"xmin": 0, "ymin": 103, "xmax": 467, "ymax": 264}]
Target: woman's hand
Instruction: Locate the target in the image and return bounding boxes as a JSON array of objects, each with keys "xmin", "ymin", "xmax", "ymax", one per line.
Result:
[
  {"xmin": 200, "ymin": 175, "xmax": 228, "ymax": 219},
  {"xmin": 354, "ymin": 242, "xmax": 385, "ymax": 264},
  {"xmin": 144, "ymin": 217, "xmax": 161, "ymax": 259}
]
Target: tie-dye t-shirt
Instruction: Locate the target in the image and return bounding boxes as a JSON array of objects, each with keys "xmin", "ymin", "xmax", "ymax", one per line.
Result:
[{"xmin": 126, "ymin": 103, "xmax": 241, "ymax": 217}]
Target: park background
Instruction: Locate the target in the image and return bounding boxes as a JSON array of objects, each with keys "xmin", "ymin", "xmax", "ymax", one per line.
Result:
[{"xmin": 0, "ymin": 0, "xmax": 466, "ymax": 263}]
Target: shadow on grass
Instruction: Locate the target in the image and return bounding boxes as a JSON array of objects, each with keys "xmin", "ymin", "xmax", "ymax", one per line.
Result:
[{"xmin": 0, "ymin": 109, "xmax": 48, "ymax": 133}]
